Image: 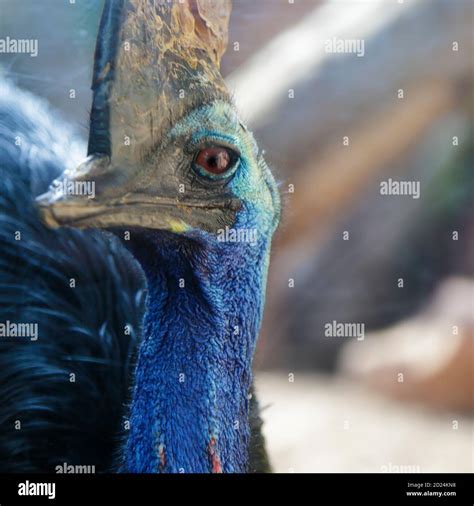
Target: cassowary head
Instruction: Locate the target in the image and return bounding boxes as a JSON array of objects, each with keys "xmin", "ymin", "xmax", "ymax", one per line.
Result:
[
  {"xmin": 37, "ymin": 0, "xmax": 280, "ymax": 473},
  {"xmin": 38, "ymin": 0, "xmax": 280, "ymax": 246}
]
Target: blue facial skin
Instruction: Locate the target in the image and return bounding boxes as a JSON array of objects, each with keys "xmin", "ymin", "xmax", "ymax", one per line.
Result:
[{"xmin": 120, "ymin": 102, "xmax": 280, "ymax": 473}]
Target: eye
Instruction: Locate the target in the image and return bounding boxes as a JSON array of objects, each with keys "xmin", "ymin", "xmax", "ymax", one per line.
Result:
[{"xmin": 194, "ymin": 146, "xmax": 239, "ymax": 178}]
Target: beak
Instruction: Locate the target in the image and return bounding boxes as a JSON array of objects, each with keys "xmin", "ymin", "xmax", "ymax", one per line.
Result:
[
  {"xmin": 36, "ymin": 154, "xmax": 240, "ymax": 232},
  {"xmin": 37, "ymin": 0, "xmax": 234, "ymax": 233}
]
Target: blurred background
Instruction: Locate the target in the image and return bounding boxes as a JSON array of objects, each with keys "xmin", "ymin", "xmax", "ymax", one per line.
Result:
[{"xmin": 1, "ymin": 0, "xmax": 472, "ymax": 472}]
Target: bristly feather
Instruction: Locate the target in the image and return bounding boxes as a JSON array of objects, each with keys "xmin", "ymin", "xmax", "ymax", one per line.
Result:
[{"xmin": 0, "ymin": 81, "xmax": 270, "ymax": 473}]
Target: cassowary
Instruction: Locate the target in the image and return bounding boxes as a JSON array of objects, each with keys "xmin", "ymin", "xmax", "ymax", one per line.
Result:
[{"xmin": 0, "ymin": 0, "xmax": 279, "ymax": 473}]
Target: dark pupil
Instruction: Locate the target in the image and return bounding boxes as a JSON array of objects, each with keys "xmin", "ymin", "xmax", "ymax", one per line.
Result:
[{"xmin": 197, "ymin": 147, "xmax": 230, "ymax": 175}]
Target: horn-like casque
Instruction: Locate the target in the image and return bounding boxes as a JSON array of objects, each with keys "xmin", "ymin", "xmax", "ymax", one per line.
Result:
[
  {"xmin": 88, "ymin": 0, "xmax": 232, "ymax": 165},
  {"xmin": 37, "ymin": 0, "xmax": 233, "ymax": 229}
]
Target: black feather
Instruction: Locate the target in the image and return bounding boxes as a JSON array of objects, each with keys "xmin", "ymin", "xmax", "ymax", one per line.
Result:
[{"xmin": 0, "ymin": 80, "xmax": 146, "ymax": 472}]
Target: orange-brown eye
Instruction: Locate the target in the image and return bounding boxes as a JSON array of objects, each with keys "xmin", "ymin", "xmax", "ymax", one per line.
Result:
[{"xmin": 195, "ymin": 147, "xmax": 234, "ymax": 176}]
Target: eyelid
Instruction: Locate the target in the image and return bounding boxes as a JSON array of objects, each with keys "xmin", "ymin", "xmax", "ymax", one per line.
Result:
[{"xmin": 186, "ymin": 133, "xmax": 241, "ymax": 157}]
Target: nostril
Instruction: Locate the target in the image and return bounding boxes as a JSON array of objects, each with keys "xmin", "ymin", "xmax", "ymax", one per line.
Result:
[{"xmin": 68, "ymin": 154, "xmax": 112, "ymax": 181}]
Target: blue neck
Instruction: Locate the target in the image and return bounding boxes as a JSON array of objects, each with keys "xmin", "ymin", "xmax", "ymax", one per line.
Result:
[{"xmin": 121, "ymin": 231, "xmax": 270, "ymax": 473}]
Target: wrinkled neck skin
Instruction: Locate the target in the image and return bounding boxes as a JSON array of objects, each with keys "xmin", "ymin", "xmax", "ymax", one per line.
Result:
[{"xmin": 121, "ymin": 228, "xmax": 271, "ymax": 473}]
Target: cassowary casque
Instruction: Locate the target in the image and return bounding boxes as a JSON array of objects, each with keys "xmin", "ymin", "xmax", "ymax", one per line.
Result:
[{"xmin": 0, "ymin": 0, "xmax": 279, "ymax": 473}]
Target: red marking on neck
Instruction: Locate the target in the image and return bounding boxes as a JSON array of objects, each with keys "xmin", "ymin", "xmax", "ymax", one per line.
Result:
[
  {"xmin": 158, "ymin": 443, "xmax": 166, "ymax": 471},
  {"xmin": 208, "ymin": 437, "xmax": 223, "ymax": 474}
]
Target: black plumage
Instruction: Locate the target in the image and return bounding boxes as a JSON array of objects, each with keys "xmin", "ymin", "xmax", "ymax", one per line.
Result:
[{"xmin": 0, "ymin": 81, "xmax": 145, "ymax": 472}]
